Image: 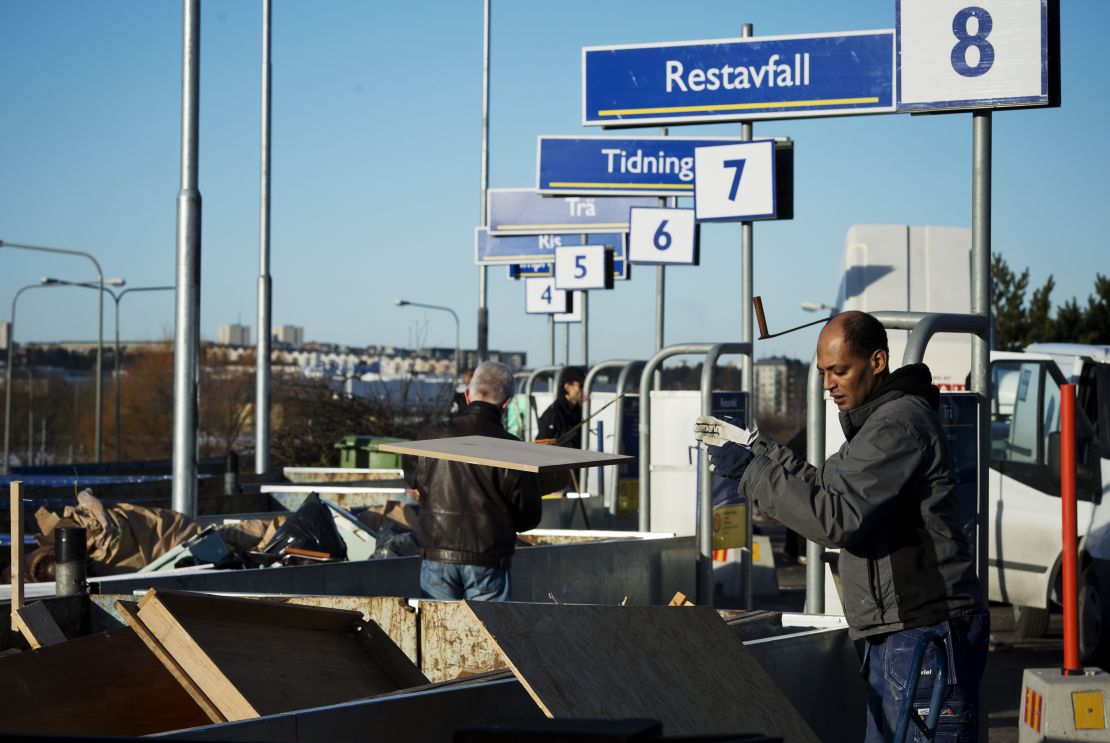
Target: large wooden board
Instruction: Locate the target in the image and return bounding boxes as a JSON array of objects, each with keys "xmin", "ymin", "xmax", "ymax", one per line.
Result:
[
  {"xmin": 379, "ymin": 435, "xmax": 633, "ymax": 473},
  {"xmin": 123, "ymin": 589, "xmax": 429, "ymax": 721},
  {"xmin": 465, "ymin": 602, "xmax": 820, "ymax": 742},
  {"xmin": 0, "ymin": 627, "xmax": 210, "ymax": 735}
]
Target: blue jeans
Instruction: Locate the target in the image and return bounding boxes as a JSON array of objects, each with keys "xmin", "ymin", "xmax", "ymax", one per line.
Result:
[
  {"xmin": 420, "ymin": 559, "xmax": 511, "ymax": 601},
  {"xmin": 862, "ymin": 609, "xmax": 990, "ymax": 743}
]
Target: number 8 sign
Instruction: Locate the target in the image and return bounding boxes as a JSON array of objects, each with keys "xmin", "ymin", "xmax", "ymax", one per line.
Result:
[{"xmin": 897, "ymin": 0, "xmax": 1058, "ymax": 112}]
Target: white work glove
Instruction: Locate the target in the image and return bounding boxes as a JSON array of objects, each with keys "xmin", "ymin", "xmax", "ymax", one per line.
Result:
[{"xmin": 692, "ymin": 415, "xmax": 758, "ymax": 448}]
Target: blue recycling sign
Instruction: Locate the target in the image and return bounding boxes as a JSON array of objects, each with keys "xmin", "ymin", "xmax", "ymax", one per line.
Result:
[
  {"xmin": 583, "ymin": 30, "xmax": 895, "ymax": 126},
  {"xmin": 475, "ymin": 229, "xmax": 626, "ymax": 266},
  {"xmin": 486, "ymin": 189, "xmax": 657, "ymax": 235},
  {"xmin": 538, "ymin": 135, "xmax": 751, "ymax": 197}
]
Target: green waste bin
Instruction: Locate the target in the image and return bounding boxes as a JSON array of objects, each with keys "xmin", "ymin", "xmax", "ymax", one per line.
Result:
[{"xmin": 334, "ymin": 435, "xmax": 407, "ymax": 469}]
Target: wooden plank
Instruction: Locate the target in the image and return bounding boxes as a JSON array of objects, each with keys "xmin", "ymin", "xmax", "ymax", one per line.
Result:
[
  {"xmin": 420, "ymin": 600, "xmax": 507, "ymax": 682},
  {"xmin": 464, "ymin": 602, "xmax": 820, "ymax": 742},
  {"xmin": 13, "ymin": 600, "xmax": 67, "ymax": 648},
  {"xmin": 117, "ymin": 599, "xmax": 227, "ymax": 723},
  {"xmin": 132, "ymin": 589, "xmax": 429, "ymax": 721},
  {"xmin": 0, "ymin": 627, "xmax": 210, "ymax": 735},
  {"xmin": 9, "ymin": 481, "xmax": 23, "ymax": 617},
  {"xmin": 379, "ymin": 435, "xmax": 633, "ymax": 473}
]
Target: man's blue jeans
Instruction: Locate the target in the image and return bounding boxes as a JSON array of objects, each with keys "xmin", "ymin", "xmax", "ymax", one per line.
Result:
[
  {"xmin": 862, "ymin": 609, "xmax": 990, "ymax": 743},
  {"xmin": 420, "ymin": 559, "xmax": 511, "ymax": 601}
]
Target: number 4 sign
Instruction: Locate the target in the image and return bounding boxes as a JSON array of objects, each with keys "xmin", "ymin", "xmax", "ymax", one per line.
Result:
[
  {"xmin": 693, "ymin": 140, "xmax": 777, "ymax": 222},
  {"xmin": 525, "ymin": 277, "xmax": 570, "ymax": 314},
  {"xmin": 897, "ymin": 0, "xmax": 1059, "ymax": 112},
  {"xmin": 628, "ymin": 207, "xmax": 698, "ymax": 265}
]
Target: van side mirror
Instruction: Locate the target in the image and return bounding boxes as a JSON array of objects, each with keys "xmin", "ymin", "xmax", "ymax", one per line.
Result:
[{"xmin": 1047, "ymin": 431, "xmax": 1061, "ymax": 488}]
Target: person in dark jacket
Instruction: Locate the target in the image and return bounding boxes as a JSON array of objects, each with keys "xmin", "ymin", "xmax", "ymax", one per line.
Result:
[
  {"xmin": 536, "ymin": 366, "xmax": 585, "ymax": 446},
  {"xmin": 694, "ymin": 311, "xmax": 988, "ymax": 743},
  {"xmin": 405, "ymin": 361, "xmax": 542, "ymax": 601}
]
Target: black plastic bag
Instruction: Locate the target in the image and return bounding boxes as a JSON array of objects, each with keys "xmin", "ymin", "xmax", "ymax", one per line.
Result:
[{"xmin": 258, "ymin": 492, "xmax": 347, "ymax": 560}]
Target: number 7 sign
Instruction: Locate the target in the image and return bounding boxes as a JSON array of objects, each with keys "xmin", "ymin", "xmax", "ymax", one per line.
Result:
[{"xmin": 693, "ymin": 140, "xmax": 777, "ymax": 222}]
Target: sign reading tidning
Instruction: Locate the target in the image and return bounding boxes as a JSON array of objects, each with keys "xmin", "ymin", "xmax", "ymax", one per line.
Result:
[
  {"xmin": 538, "ymin": 135, "xmax": 739, "ymax": 196},
  {"xmin": 475, "ymin": 229, "xmax": 625, "ymax": 265},
  {"xmin": 487, "ymin": 189, "xmax": 657, "ymax": 236},
  {"xmin": 694, "ymin": 140, "xmax": 777, "ymax": 222},
  {"xmin": 897, "ymin": 0, "xmax": 1059, "ymax": 112},
  {"xmin": 583, "ymin": 30, "xmax": 895, "ymax": 127}
]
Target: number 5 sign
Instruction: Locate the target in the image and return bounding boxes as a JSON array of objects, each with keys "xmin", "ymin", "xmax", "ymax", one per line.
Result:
[
  {"xmin": 554, "ymin": 244, "xmax": 615, "ymax": 290},
  {"xmin": 693, "ymin": 140, "xmax": 777, "ymax": 222},
  {"xmin": 897, "ymin": 0, "xmax": 1059, "ymax": 112}
]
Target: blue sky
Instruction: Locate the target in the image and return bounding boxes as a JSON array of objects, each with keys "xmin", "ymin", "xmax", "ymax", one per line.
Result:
[{"xmin": 1, "ymin": 1, "xmax": 1106, "ymax": 366}]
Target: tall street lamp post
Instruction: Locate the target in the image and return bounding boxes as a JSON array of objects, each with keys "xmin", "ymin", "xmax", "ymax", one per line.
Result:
[
  {"xmin": 395, "ymin": 299, "xmax": 461, "ymax": 392},
  {"xmin": 0, "ymin": 240, "xmax": 110, "ymax": 462},
  {"xmin": 42, "ymin": 279, "xmax": 171, "ymax": 461}
]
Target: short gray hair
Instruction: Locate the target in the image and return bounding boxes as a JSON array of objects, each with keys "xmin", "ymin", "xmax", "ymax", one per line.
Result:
[{"xmin": 468, "ymin": 361, "xmax": 515, "ymax": 404}]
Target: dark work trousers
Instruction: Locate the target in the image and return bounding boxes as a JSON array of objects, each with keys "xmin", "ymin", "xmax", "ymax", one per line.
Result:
[{"xmin": 861, "ymin": 609, "xmax": 990, "ymax": 743}]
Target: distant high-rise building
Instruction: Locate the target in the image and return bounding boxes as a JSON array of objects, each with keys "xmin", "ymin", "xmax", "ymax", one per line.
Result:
[
  {"xmin": 218, "ymin": 323, "xmax": 251, "ymax": 346},
  {"xmin": 0, "ymin": 321, "xmax": 9, "ymax": 352},
  {"xmin": 753, "ymin": 356, "xmax": 807, "ymax": 418},
  {"xmin": 275, "ymin": 325, "xmax": 304, "ymax": 348}
]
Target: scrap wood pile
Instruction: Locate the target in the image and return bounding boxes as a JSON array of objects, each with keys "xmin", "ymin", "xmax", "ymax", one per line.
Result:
[
  {"xmin": 7, "ymin": 488, "xmax": 427, "ymax": 583},
  {"xmin": 0, "ymin": 592, "xmax": 819, "ymax": 742}
]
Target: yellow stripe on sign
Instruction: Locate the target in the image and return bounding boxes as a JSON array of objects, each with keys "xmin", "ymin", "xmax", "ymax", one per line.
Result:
[
  {"xmin": 496, "ymin": 223, "xmax": 627, "ymax": 230},
  {"xmin": 547, "ymin": 182, "xmax": 694, "ymax": 190},
  {"xmin": 598, "ymin": 96, "xmax": 881, "ymax": 117}
]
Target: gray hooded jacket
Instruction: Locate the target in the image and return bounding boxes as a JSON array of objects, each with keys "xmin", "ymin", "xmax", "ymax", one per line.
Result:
[{"xmin": 739, "ymin": 364, "xmax": 983, "ymax": 639}]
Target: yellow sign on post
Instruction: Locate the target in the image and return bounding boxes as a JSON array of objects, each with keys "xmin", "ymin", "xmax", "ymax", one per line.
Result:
[
  {"xmin": 712, "ymin": 503, "xmax": 749, "ymax": 551},
  {"xmin": 1073, "ymin": 691, "xmax": 1106, "ymax": 730}
]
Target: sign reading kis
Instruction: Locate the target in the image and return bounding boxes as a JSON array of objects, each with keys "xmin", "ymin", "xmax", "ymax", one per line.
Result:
[
  {"xmin": 693, "ymin": 140, "xmax": 777, "ymax": 222},
  {"xmin": 583, "ymin": 31, "xmax": 895, "ymax": 127},
  {"xmin": 554, "ymin": 245, "xmax": 615, "ymax": 291},
  {"xmin": 628, "ymin": 207, "xmax": 699, "ymax": 266},
  {"xmin": 897, "ymin": 0, "xmax": 1059, "ymax": 111},
  {"xmin": 476, "ymin": 229, "xmax": 625, "ymax": 265},
  {"xmin": 525, "ymin": 278, "xmax": 570, "ymax": 314}
]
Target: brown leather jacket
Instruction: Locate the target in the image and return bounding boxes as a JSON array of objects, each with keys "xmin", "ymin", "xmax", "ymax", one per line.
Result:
[{"xmin": 404, "ymin": 401, "xmax": 542, "ymax": 568}]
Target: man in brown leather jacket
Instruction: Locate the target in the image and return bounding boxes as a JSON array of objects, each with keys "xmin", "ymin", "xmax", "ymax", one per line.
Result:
[{"xmin": 404, "ymin": 361, "xmax": 542, "ymax": 600}]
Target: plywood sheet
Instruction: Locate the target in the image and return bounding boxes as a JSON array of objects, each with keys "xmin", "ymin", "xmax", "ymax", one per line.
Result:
[
  {"xmin": 125, "ymin": 589, "xmax": 429, "ymax": 721},
  {"xmin": 420, "ymin": 600, "xmax": 507, "ymax": 682},
  {"xmin": 465, "ymin": 602, "xmax": 819, "ymax": 742},
  {"xmin": 13, "ymin": 600, "xmax": 67, "ymax": 648},
  {"xmin": 0, "ymin": 627, "xmax": 210, "ymax": 736},
  {"xmin": 379, "ymin": 435, "xmax": 633, "ymax": 473}
]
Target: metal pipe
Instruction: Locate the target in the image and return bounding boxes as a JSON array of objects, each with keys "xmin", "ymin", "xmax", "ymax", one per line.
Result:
[
  {"xmin": 0, "ymin": 241, "xmax": 106, "ymax": 463},
  {"xmin": 804, "ymin": 353, "xmax": 826, "ymax": 613},
  {"xmin": 608, "ymin": 360, "xmax": 645, "ymax": 514},
  {"xmin": 172, "ymin": 0, "xmax": 203, "ymax": 518},
  {"xmin": 255, "ymin": 0, "xmax": 273, "ymax": 476},
  {"xmin": 547, "ymin": 315, "xmax": 555, "ymax": 365},
  {"xmin": 1061, "ymin": 383, "xmax": 1081, "ymax": 673},
  {"xmin": 55, "ymin": 526, "xmax": 88, "ymax": 596},
  {"xmin": 523, "ymin": 364, "xmax": 561, "ymax": 441},
  {"xmin": 581, "ymin": 291, "xmax": 589, "ymax": 366},
  {"xmin": 740, "ymin": 24, "xmax": 754, "ymax": 404},
  {"xmin": 476, "ymin": 0, "xmax": 491, "ymax": 362},
  {"xmin": 698, "ymin": 342, "xmax": 752, "ymax": 606},
  {"xmin": 971, "ymin": 111, "xmax": 992, "ymax": 602},
  {"xmin": 638, "ymin": 343, "xmax": 753, "ymax": 534},
  {"xmin": 898, "ymin": 312, "xmax": 989, "ymax": 365},
  {"xmin": 654, "ymin": 127, "xmax": 667, "ymax": 393},
  {"xmin": 4, "ymin": 285, "xmax": 47, "ymax": 474},
  {"xmin": 581, "ymin": 360, "xmax": 635, "ymax": 493}
]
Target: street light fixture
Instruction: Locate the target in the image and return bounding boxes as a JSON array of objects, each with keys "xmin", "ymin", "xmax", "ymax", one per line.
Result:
[
  {"xmin": 40, "ymin": 278, "xmax": 172, "ymax": 462},
  {"xmin": 3, "ymin": 278, "xmax": 126, "ymax": 473},
  {"xmin": 1, "ymin": 239, "xmax": 110, "ymax": 462},
  {"xmin": 394, "ymin": 299, "xmax": 461, "ymax": 391},
  {"xmin": 800, "ymin": 301, "xmax": 836, "ymax": 313}
]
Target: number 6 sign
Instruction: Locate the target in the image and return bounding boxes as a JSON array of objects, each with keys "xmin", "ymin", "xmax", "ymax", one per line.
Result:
[
  {"xmin": 628, "ymin": 207, "xmax": 698, "ymax": 265},
  {"xmin": 897, "ymin": 0, "xmax": 1059, "ymax": 112}
]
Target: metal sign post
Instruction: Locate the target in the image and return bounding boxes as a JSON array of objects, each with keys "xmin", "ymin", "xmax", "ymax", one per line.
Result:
[
  {"xmin": 477, "ymin": 0, "xmax": 491, "ymax": 362},
  {"xmin": 255, "ymin": 0, "xmax": 273, "ymax": 476}
]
